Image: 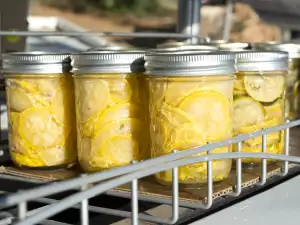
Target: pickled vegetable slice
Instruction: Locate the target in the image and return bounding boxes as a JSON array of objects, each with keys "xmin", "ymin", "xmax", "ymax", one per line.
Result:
[
  {"xmin": 167, "ymin": 123, "xmax": 205, "ymax": 153},
  {"xmin": 51, "ymin": 88, "xmax": 74, "ymax": 126},
  {"xmin": 12, "ymin": 80, "xmax": 38, "ymax": 93},
  {"xmin": 263, "ymin": 100, "xmax": 283, "ymax": 119},
  {"xmin": 34, "ymin": 79, "xmax": 64, "ymax": 97},
  {"xmin": 11, "ymin": 152, "xmax": 44, "ymax": 167},
  {"xmin": 244, "ymin": 75, "xmax": 285, "ymax": 102},
  {"xmin": 7, "ymin": 87, "xmax": 34, "ymax": 112},
  {"xmin": 37, "ymin": 146, "xmax": 68, "ymax": 166},
  {"xmin": 94, "ymin": 103, "xmax": 142, "ymax": 133},
  {"xmin": 161, "ymin": 104, "xmax": 193, "ymax": 128},
  {"xmin": 76, "ymin": 79, "xmax": 110, "ymax": 122},
  {"xmin": 19, "ymin": 107, "xmax": 65, "ymax": 148},
  {"xmin": 233, "ymin": 97, "xmax": 265, "ymax": 132},
  {"xmin": 92, "ymin": 135, "xmax": 139, "ymax": 168},
  {"xmin": 92, "ymin": 118, "xmax": 143, "ymax": 149},
  {"xmin": 81, "ymin": 117, "xmax": 98, "ymax": 137},
  {"xmin": 107, "ymin": 79, "xmax": 132, "ymax": 103},
  {"xmin": 9, "ymin": 112, "xmax": 20, "ymax": 133},
  {"xmin": 179, "ymin": 90, "xmax": 230, "ymax": 139},
  {"xmin": 165, "ymin": 82, "xmax": 200, "ymax": 106}
]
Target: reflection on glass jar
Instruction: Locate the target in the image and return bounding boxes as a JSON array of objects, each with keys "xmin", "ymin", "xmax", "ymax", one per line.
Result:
[
  {"xmin": 3, "ymin": 53, "xmax": 77, "ymax": 168},
  {"xmin": 145, "ymin": 51, "xmax": 236, "ymax": 185},
  {"xmin": 72, "ymin": 51, "xmax": 148, "ymax": 172},
  {"xmin": 233, "ymin": 51, "xmax": 288, "ymax": 164}
]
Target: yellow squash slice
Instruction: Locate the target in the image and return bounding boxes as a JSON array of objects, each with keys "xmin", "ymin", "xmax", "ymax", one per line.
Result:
[
  {"xmin": 92, "ymin": 118, "xmax": 143, "ymax": 150},
  {"xmin": 106, "ymin": 79, "xmax": 132, "ymax": 103},
  {"xmin": 179, "ymin": 90, "xmax": 231, "ymax": 139},
  {"xmin": 9, "ymin": 79, "xmax": 38, "ymax": 93},
  {"xmin": 11, "ymin": 152, "xmax": 44, "ymax": 167},
  {"xmin": 161, "ymin": 104, "xmax": 193, "ymax": 128},
  {"xmin": 34, "ymin": 79, "xmax": 64, "ymax": 97},
  {"xmin": 37, "ymin": 146, "xmax": 68, "ymax": 167},
  {"xmin": 51, "ymin": 88, "xmax": 74, "ymax": 126},
  {"xmin": 80, "ymin": 116, "xmax": 99, "ymax": 138},
  {"xmin": 244, "ymin": 75, "xmax": 285, "ymax": 102},
  {"xmin": 19, "ymin": 107, "xmax": 65, "ymax": 148},
  {"xmin": 94, "ymin": 103, "xmax": 142, "ymax": 133},
  {"xmin": 91, "ymin": 135, "xmax": 139, "ymax": 168},
  {"xmin": 7, "ymin": 87, "xmax": 34, "ymax": 112},
  {"xmin": 164, "ymin": 82, "xmax": 201, "ymax": 106},
  {"xmin": 233, "ymin": 97, "xmax": 265, "ymax": 132},
  {"xmin": 76, "ymin": 79, "xmax": 110, "ymax": 122},
  {"xmin": 263, "ymin": 100, "xmax": 283, "ymax": 120}
]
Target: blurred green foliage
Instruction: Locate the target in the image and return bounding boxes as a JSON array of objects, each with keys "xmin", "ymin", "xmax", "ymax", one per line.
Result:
[{"xmin": 43, "ymin": 0, "xmax": 160, "ymax": 15}]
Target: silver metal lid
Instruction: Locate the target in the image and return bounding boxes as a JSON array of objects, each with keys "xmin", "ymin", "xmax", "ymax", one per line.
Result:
[
  {"xmin": 2, "ymin": 52, "xmax": 71, "ymax": 74},
  {"xmin": 236, "ymin": 51, "xmax": 289, "ymax": 72},
  {"xmin": 217, "ymin": 42, "xmax": 250, "ymax": 50},
  {"xmin": 145, "ymin": 51, "xmax": 236, "ymax": 76},
  {"xmin": 263, "ymin": 43, "xmax": 300, "ymax": 58},
  {"xmin": 71, "ymin": 50, "xmax": 145, "ymax": 74}
]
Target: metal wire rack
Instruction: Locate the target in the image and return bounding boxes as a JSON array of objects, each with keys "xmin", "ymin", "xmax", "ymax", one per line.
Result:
[
  {"xmin": 0, "ymin": 117, "xmax": 299, "ymax": 225},
  {"xmin": 0, "ymin": 1, "xmax": 299, "ymax": 223}
]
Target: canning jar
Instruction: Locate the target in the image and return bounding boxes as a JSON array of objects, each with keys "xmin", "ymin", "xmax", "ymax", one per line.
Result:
[
  {"xmin": 145, "ymin": 51, "xmax": 236, "ymax": 185},
  {"xmin": 71, "ymin": 51, "xmax": 148, "ymax": 172},
  {"xmin": 263, "ymin": 44, "xmax": 300, "ymax": 120},
  {"xmin": 233, "ymin": 51, "xmax": 288, "ymax": 164},
  {"xmin": 3, "ymin": 52, "xmax": 77, "ymax": 168}
]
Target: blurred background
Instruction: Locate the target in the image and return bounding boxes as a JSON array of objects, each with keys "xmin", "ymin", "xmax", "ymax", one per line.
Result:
[{"xmin": 27, "ymin": 0, "xmax": 292, "ymax": 47}]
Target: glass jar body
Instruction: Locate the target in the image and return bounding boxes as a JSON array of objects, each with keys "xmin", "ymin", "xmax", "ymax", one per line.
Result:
[
  {"xmin": 5, "ymin": 73, "xmax": 77, "ymax": 168},
  {"xmin": 148, "ymin": 75, "xmax": 234, "ymax": 185},
  {"xmin": 74, "ymin": 73, "xmax": 149, "ymax": 172},
  {"xmin": 233, "ymin": 71, "xmax": 286, "ymax": 164},
  {"xmin": 286, "ymin": 58, "xmax": 300, "ymax": 120}
]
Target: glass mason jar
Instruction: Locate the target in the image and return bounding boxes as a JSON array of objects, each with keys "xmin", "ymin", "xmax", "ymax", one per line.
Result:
[
  {"xmin": 233, "ymin": 51, "xmax": 288, "ymax": 164},
  {"xmin": 145, "ymin": 51, "xmax": 236, "ymax": 185},
  {"xmin": 71, "ymin": 50, "xmax": 148, "ymax": 172},
  {"xmin": 262, "ymin": 44, "xmax": 300, "ymax": 120},
  {"xmin": 2, "ymin": 52, "xmax": 77, "ymax": 169}
]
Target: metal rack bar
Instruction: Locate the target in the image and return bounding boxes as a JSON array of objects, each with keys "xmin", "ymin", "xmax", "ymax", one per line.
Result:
[
  {"xmin": 280, "ymin": 126, "xmax": 290, "ymax": 176},
  {"xmin": 11, "ymin": 151, "xmax": 300, "ymax": 225},
  {"xmin": 2, "ymin": 120, "xmax": 299, "ymax": 209},
  {"xmin": 229, "ymin": 141, "xmax": 242, "ymax": 197},
  {"xmin": 257, "ymin": 134, "xmax": 267, "ymax": 186}
]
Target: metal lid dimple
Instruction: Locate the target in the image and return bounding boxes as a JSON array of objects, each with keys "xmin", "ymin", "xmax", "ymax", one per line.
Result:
[
  {"xmin": 145, "ymin": 51, "xmax": 236, "ymax": 76},
  {"xmin": 263, "ymin": 43, "xmax": 300, "ymax": 58},
  {"xmin": 235, "ymin": 51, "xmax": 289, "ymax": 72},
  {"xmin": 2, "ymin": 52, "xmax": 71, "ymax": 74},
  {"xmin": 71, "ymin": 50, "xmax": 145, "ymax": 74}
]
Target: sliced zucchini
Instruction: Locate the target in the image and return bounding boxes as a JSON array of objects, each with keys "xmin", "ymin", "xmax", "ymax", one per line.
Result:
[
  {"xmin": 244, "ymin": 75, "xmax": 285, "ymax": 103},
  {"xmin": 233, "ymin": 97, "xmax": 265, "ymax": 132}
]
